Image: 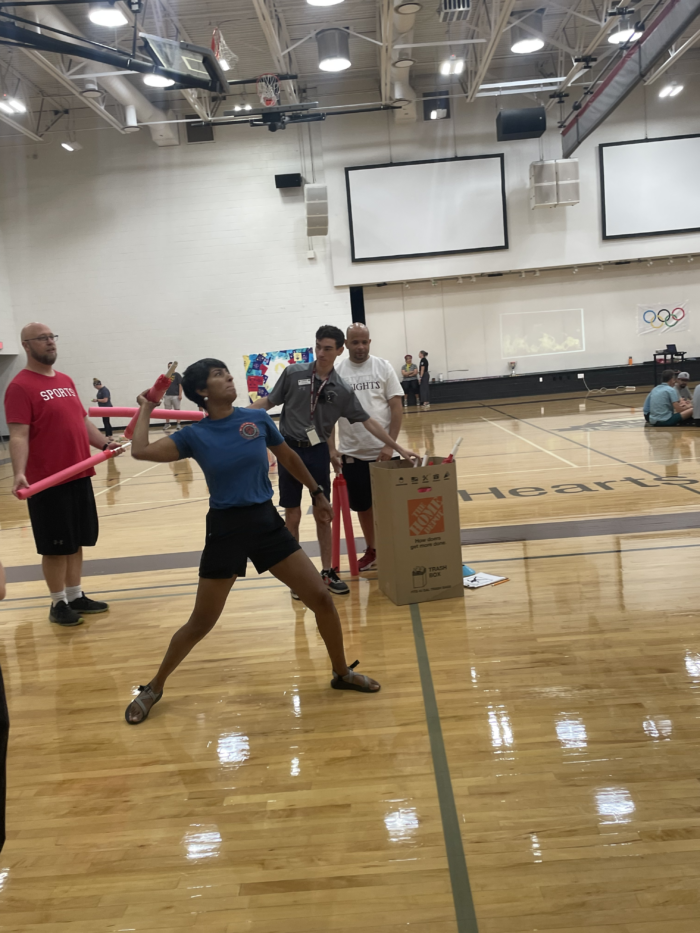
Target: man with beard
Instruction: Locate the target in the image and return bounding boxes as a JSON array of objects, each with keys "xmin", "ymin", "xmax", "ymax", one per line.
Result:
[
  {"xmin": 5, "ymin": 324, "xmax": 120, "ymax": 626},
  {"xmin": 333, "ymin": 323, "xmax": 404, "ymax": 572}
]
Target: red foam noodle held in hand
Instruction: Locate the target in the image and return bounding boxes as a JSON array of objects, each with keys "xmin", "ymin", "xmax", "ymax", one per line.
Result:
[
  {"xmin": 123, "ymin": 363, "xmax": 179, "ymax": 440},
  {"xmin": 88, "ymin": 407, "xmax": 204, "ymax": 421},
  {"xmin": 16, "ymin": 446, "xmax": 128, "ymax": 500}
]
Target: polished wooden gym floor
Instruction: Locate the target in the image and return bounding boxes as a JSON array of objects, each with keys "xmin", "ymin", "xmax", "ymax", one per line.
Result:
[{"xmin": 2, "ymin": 388, "xmax": 700, "ymax": 933}]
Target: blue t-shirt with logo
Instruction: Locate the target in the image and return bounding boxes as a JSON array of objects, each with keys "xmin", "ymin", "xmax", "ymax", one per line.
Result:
[
  {"xmin": 171, "ymin": 407, "xmax": 283, "ymax": 509},
  {"xmin": 647, "ymin": 383, "xmax": 678, "ymax": 425}
]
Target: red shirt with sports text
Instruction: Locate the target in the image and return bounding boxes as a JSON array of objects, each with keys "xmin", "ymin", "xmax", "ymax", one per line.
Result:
[{"xmin": 4, "ymin": 369, "xmax": 94, "ymax": 485}]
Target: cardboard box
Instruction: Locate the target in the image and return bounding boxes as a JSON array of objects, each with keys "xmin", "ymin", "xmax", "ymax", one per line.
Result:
[{"xmin": 370, "ymin": 458, "xmax": 464, "ymax": 606}]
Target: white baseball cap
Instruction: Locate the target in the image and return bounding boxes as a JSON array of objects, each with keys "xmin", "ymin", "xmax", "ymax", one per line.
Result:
[{"xmin": 677, "ymin": 371, "xmax": 690, "ymax": 380}]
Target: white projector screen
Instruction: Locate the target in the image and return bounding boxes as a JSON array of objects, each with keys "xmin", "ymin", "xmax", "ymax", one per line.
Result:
[
  {"xmin": 600, "ymin": 135, "xmax": 700, "ymax": 239},
  {"xmin": 346, "ymin": 155, "xmax": 507, "ymax": 262}
]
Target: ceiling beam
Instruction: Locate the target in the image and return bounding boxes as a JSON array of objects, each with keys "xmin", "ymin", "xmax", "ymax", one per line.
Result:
[
  {"xmin": 545, "ymin": 15, "xmax": 618, "ymax": 110},
  {"xmin": 379, "ymin": 0, "xmax": 393, "ymax": 103},
  {"xmin": 643, "ymin": 25, "xmax": 700, "ymax": 83},
  {"xmin": 250, "ymin": 0, "xmax": 299, "ymax": 104},
  {"xmin": 0, "ymin": 109, "xmax": 43, "ymax": 141},
  {"xmin": 21, "ymin": 48, "xmax": 127, "ymax": 132},
  {"xmin": 467, "ymin": 0, "xmax": 517, "ymax": 102}
]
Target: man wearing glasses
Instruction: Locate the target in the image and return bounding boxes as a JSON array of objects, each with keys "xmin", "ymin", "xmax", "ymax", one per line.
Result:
[{"xmin": 4, "ymin": 323, "xmax": 120, "ymax": 626}]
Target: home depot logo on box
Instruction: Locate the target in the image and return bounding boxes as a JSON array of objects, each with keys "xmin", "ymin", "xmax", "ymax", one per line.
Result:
[{"xmin": 407, "ymin": 497, "xmax": 445, "ymax": 536}]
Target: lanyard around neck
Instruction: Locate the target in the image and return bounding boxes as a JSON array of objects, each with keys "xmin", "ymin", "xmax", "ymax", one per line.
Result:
[{"xmin": 310, "ymin": 364, "xmax": 330, "ymax": 419}]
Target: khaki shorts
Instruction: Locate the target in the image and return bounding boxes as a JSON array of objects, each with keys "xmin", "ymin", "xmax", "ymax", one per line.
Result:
[{"xmin": 163, "ymin": 395, "xmax": 181, "ymax": 410}]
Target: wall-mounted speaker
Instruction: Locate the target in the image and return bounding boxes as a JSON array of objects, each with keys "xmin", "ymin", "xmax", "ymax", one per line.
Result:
[
  {"xmin": 530, "ymin": 159, "xmax": 580, "ymax": 208},
  {"xmin": 275, "ymin": 173, "xmax": 303, "ymax": 189},
  {"xmin": 305, "ymin": 183, "xmax": 328, "ymax": 236},
  {"xmin": 497, "ymin": 107, "xmax": 546, "ymax": 141}
]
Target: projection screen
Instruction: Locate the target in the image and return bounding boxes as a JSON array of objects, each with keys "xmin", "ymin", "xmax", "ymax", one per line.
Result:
[
  {"xmin": 346, "ymin": 155, "xmax": 508, "ymax": 262},
  {"xmin": 600, "ymin": 134, "xmax": 700, "ymax": 240}
]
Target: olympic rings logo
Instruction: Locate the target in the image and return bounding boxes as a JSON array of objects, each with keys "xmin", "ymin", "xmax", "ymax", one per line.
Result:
[{"xmin": 642, "ymin": 307, "xmax": 686, "ymax": 329}]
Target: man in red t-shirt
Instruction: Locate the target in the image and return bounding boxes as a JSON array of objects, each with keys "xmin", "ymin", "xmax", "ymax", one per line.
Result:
[{"xmin": 5, "ymin": 323, "xmax": 121, "ymax": 626}]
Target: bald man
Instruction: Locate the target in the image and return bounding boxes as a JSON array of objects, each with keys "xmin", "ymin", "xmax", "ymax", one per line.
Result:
[
  {"xmin": 4, "ymin": 324, "xmax": 121, "ymax": 626},
  {"xmin": 333, "ymin": 324, "xmax": 404, "ymax": 572}
]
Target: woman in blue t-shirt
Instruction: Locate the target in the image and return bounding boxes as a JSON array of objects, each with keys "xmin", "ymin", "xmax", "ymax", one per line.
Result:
[{"xmin": 124, "ymin": 358, "xmax": 380, "ymax": 724}]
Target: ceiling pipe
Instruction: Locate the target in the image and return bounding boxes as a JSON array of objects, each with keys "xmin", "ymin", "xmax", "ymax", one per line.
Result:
[
  {"xmin": 391, "ymin": 0, "xmax": 419, "ymax": 122},
  {"xmin": 24, "ymin": 3, "xmax": 179, "ymax": 146}
]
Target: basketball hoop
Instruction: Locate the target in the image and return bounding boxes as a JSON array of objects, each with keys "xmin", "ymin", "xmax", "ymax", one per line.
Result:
[{"xmin": 257, "ymin": 73, "xmax": 280, "ymax": 107}]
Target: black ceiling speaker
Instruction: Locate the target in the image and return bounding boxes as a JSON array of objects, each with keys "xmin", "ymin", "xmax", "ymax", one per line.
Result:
[
  {"xmin": 496, "ymin": 107, "xmax": 546, "ymax": 141},
  {"xmin": 275, "ymin": 173, "xmax": 303, "ymax": 188}
]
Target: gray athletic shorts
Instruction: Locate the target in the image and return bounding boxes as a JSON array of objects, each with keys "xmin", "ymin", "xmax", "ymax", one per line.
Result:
[{"xmin": 163, "ymin": 396, "xmax": 181, "ymax": 410}]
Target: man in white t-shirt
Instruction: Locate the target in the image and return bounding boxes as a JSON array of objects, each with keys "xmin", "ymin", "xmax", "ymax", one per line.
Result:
[{"xmin": 333, "ymin": 323, "xmax": 404, "ymax": 572}]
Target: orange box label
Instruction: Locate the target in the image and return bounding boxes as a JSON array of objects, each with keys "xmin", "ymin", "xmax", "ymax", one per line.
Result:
[{"xmin": 407, "ymin": 496, "xmax": 445, "ymax": 537}]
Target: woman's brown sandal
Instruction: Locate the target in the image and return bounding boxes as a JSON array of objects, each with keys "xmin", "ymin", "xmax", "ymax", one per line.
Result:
[
  {"xmin": 125, "ymin": 684, "xmax": 163, "ymax": 724},
  {"xmin": 331, "ymin": 660, "xmax": 380, "ymax": 693}
]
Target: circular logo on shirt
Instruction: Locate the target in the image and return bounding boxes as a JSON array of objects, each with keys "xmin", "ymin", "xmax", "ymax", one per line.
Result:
[{"xmin": 240, "ymin": 422, "xmax": 260, "ymax": 440}]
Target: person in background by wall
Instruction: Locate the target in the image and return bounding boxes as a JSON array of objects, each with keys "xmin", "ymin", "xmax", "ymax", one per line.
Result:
[
  {"xmin": 0, "ymin": 559, "xmax": 7, "ymax": 854},
  {"xmin": 92, "ymin": 378, "xmax": 113, "ymax": 438},
  {"xmin": 163, "ymin": 362, "xmax": 183, "ymax": 432},
  {"xmin": 419, "ymin": 350, "xmax": 430, "ymax": 410},
  {"xmin": 675, "ymin": 371, "xmax": 692, "ymax": 401},
  {"xmin": 644, "ymin": 370, "xmax": 694, "ymax": 426},
  {"xmin": 401, "ymin": 355, "xmax": 420, "ymax": 408},
  {"xmin": 333, "ymin": 323, "xmax": 404, "ymax": 573}
]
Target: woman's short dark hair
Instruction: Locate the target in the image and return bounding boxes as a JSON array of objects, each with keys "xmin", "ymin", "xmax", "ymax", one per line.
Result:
[
  {"xmin": 315, "ymin": 324, "xmax": 345, "ymax": 349},
  {"xmin": 420, "ymin": 350, "xmax": 428, "ymax": 356},
  {"xmin": 182, "ymin": 358, "xmax": 228, "ymax": 409}
]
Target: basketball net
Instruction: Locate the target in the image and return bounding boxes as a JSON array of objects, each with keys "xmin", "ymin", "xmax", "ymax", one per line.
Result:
[{"xmin": 257, "ymin": 73, "xmax": 280, "ymax": 108}]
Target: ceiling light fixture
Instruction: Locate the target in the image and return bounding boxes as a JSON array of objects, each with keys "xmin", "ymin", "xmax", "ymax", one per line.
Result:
[
  {"xmin": 608, "ymin": 17, "xmax": 643, "ymax": 45},
  {"xmin": 0, "ymin": 101, "xmax": 14, "ymax": 115},
  {"xmin": 511, "ymin": 9, "xmax": 545, "ymax": 54},
  {"xmin": 143, "ymin": 74, "xmax": 175, "ymax": 88},
  {"xmin": 61, "ymin": 141, "xmax": 83, "ymax": 152},
  {"xmin": 659, "ymin": 81, "xmax": 683, "ymax": 98},
  {"xmin": 307, "ymin": 0, "xmax": 345, "ymax": 6},
  {"xmin": 317, "ymin": 28, "xmax": 351, "ymax": 72},
  {"xmin": 396, "ymin": 1, "xmax": 422, "ymax": 12},
  {"xmin": 393, "ymin": 57, "xmax": 415, "ymax": 68},
  {"xmin": 88, "ymin": 2, "xmax": 128, "ymax": 27},
  {"xmin": 7, "ymin": 98, "xmax": 26, "ymax": 113},
  {"xmin": 440, "ymin": 55, "xmax": 464, "ymax": 75},
  {"xmin": 244, "ymin": 103, "xmax": 252, "ymax": 111}
]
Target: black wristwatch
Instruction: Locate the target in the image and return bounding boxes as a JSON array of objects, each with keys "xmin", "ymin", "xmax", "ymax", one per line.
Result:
[
  {"xmin": 102, "ymin": 443, "xmax": 109, "ymax": 451},
  {"xmin": 310, "ymin": 486, "xmax": 325, "ymax": 499}
]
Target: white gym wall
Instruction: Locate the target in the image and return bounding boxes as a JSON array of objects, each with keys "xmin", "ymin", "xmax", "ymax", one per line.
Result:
[{"xmin": 0, "ymin": 76, "xmax": 698, "ymax": 433}]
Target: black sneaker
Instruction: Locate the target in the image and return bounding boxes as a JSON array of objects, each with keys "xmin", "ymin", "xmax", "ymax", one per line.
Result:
[
  {"xmin": 49, "ymin": 600, "xmax": 84, "ymax": 627},
  {"xmin": 68, "ymin": 593, "xmax": 109, "ymax": 614},
  {"xmin": 321, "ymin": 568, "xmax": 350, "ymax": 595}
]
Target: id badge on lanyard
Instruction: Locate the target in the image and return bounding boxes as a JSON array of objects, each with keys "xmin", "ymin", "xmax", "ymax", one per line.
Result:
[{"xmin": 308, "ymin": 366, "xmax": 328, "ymax": 446}]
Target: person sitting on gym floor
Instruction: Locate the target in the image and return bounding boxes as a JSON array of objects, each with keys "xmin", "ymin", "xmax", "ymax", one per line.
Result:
[
  {"xmin": 644, "ymin": 370, "xmax": 694, "ymax": 426},
  {"xmin": 675, "ymin": 371, "xmax": 692, "ymax": 401}
]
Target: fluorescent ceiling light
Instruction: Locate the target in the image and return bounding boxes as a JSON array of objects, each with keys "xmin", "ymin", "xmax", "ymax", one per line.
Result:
[
  {"xmin": 307, "ymin": 0, "xmax": 345, "ymax": 5},
  {"xmin": 511, "ymin": 37, "xmax": 545, "ymax": 54},
  {"xmin": 480, "ymin": 77, "xmax": 563, "ymax": 89},
  {"xmin": 440, "ymin": 55, "xmax": 464, "ymax": 75},
  {"xmin": 511, "ymin": 10, "xmax": 545, "ymax": 54},
  {"xmin": 61, "ymin": 141, "xmax": 83, "ymax": 151},
  {"xmin": 317, "ymin": 28, "xmax": 351, "ymax": 72},
  {"xmin": 0, "ymin": 102, "xmax": 14, "ymax": 115},
  {"xmin": 659, "ymin": 81, "xmax": 683, "ymax": 98},
  {"xmin": 88, "ymin": 3, "xmax": 128, "ymax": 27},
  {"xmin": 608, "ymin": 18, "xmax": 643, "ymax": 44},
  {"xmin": 8, "ymin": 98, "xmax": 26, "ymax": 113},
  {"xmin": 244, "ymin": 103, "xmax": 252, "ymax": 110},
  {"xmin": 143, "ymin": 74, "xmax": 175, "ymax": 88},
  {"xmin": 430, "ymin": 108, "xmax": 447, "ymax": 120}
]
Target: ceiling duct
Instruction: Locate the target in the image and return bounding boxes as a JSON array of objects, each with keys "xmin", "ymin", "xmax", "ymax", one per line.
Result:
[
  {"xmin": 391, "ymin": 0, "xmax": 419, "ymax": 122},
  {"xmin": 24, "ymin": 3, "xmax": 179, "ymax": 146},
  {"xmin": 438, "ymin": 0, "xmax": 471, "ymax": 24},
  {"xmin": 562, "ymin": 0, "xmax": 700, "ymax": 157}
]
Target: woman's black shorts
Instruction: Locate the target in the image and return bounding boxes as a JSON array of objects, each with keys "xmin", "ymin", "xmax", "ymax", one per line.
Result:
[{"xmin": 199, "ymin": 500, "xmax": 301, "ymax": 579}]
